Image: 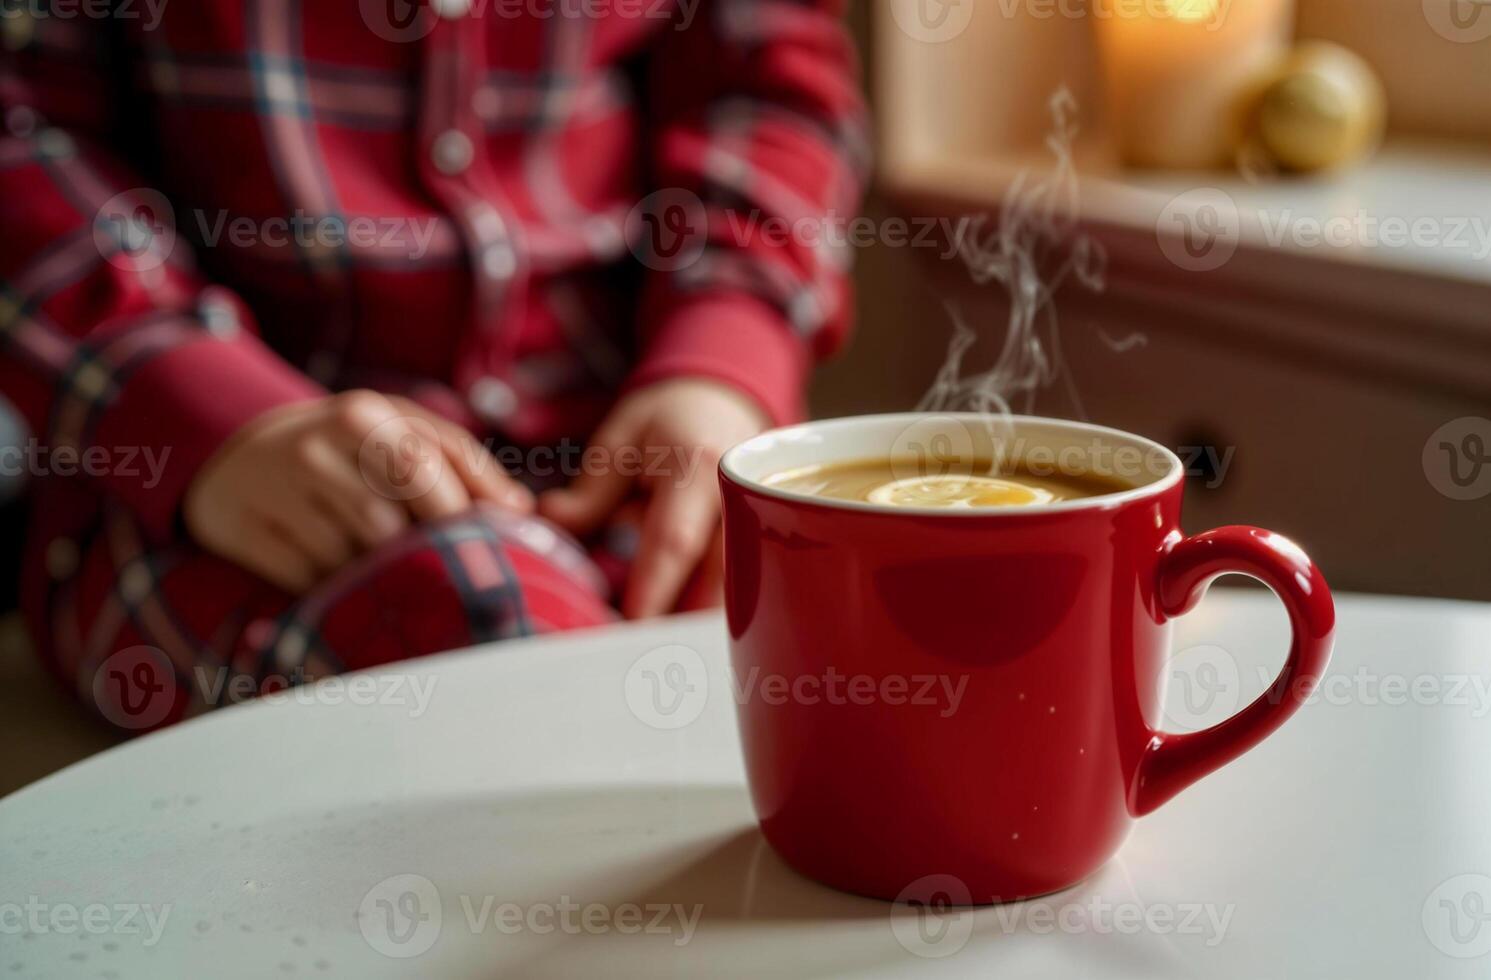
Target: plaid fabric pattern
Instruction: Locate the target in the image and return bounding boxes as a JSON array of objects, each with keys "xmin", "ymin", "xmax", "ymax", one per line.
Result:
[
  {"xmin": 0, "ymin": 2, "xmax": 865, "ymax": 520},
  {"xmin": 0, "ymin": 0, "xmax": 864, "ymax": 725},
  {"xmin": 41, "ymin": 503, "xmax": 620, "ymax": 732}
]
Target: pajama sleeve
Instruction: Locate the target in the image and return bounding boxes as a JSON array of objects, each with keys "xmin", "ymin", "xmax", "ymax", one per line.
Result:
[
  {"xmin": 0, "ymin": 11, "xmax": 322, "ymax": 539},
  {"xmin": 628, "ymin": 0, "xmax": 870, "ymax": 425}
]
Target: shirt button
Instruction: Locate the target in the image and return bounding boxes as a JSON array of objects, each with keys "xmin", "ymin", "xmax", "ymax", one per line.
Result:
[
  {"xmin": 73, "ymin": 363, "xmax": 110, "ymax": 399},
  {"xmin": 431, "ymin": 130, "xmax": 473, "ymax": 176},
  {"xmin": 469, "ymin": 203, "xmax": 504, "ymax": 240},
  {"xmin": 120, "ymin": 562, "xmax": 152, "ymax": 604},
  {"xmin": 432, "ymin": 0, "xmax": 472, "ymax": 18},
  {"xmin": 5, "ymin": 105, "xmax": 37, "ymax": 139},
  {"xmin": 35, "ymin": 128, "xmax": 74, "ymax": 160},
  {"xmin": 274, "ymin": 627, "xmax": 308, "ymax": 673},
  {"xmin": 2, "ymin": 12, "xmax": 34, "ymax": 52},
  {"xmin": 306, "ymin": 351, "xmax": 339, "ymax": 385},
  {"xmin": 202, "ymin": 315, "xmax": 237, "ymax": 339},
  {"xmin": 471, "ymin": 86, "xmax": 500, "ymax": 123},
  {"xmin": 469, "ymin": 377, "xmax": 517, "ymax": 424},
  {"xmin": 46, "ymin": 538, "xmax": 78, "ymax": 581},
  {"xmin": 198, "ymin": 289, "xmax": 239, "ymax": 337},
  {"xmin": 481, "ymin": 243, "xmax": 515, "ymax": 281}
]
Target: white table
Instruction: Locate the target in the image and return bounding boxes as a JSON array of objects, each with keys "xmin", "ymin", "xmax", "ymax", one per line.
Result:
[{"xmin": 3, "ymin": 589, "xmax": 1490, "ymax": 979}]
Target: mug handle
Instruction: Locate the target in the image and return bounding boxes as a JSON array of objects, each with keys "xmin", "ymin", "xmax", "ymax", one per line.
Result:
[{"xmin": 1130, "ymin": 526, "xmax": 1336, "ymax": 817}]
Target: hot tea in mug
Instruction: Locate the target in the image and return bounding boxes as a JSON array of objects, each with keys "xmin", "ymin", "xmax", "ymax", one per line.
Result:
[{"xmin": 720, "ymin": 414, "xmax": 1334, "ymax": 904}]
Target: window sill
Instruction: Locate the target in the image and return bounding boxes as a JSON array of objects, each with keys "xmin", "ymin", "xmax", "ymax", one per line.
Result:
[{"xmin": 881, "ymin": 136, "xmax": 1491, "ymax": 400}]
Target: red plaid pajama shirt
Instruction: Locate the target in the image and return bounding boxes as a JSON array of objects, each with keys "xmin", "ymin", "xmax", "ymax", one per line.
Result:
[{"xmin": 0, "ymin": 0, "xmax": 866, "ymax": 731}]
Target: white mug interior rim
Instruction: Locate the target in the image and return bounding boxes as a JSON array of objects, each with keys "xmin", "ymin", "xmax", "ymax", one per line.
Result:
[{"xmin": 719, "ymin": 413, "xmax": 1185, "ymax": 517}]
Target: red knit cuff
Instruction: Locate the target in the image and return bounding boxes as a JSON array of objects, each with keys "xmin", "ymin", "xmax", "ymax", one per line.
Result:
[{"xmin": 628, "ymin": 291, "xmax": 809, "ymax": 426}]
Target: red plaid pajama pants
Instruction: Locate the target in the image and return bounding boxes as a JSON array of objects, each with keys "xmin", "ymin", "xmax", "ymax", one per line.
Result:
[{"xmin": 24, "ymin": 499, "xmax": 630, "ymax": 734}]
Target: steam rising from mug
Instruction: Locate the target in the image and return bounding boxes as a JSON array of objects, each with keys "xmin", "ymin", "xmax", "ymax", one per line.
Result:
[{"xmin": 917, "ymin": 88, "xmax": 1137, "ymax": 430}]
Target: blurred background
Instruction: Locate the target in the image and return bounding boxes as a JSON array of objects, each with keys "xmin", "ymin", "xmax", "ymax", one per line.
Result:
[
  {"xmin": 818, "ymin": 0, "xmax": 1490, "ymax": 603},
  {"xmin": 2, "ymin": 0, "xmax": 1488, "ymax": 794}
]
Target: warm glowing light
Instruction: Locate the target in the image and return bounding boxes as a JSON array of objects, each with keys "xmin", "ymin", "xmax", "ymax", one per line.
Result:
[{"xmin": 1159, "ymin": 0, "xmax": 1221, "ymax": 22}]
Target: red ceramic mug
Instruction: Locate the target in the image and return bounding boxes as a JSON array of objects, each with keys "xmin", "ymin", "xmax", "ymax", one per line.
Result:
[{"xmin": 719, "ymin": 414, "xmax": 1335, "ymax": 903}]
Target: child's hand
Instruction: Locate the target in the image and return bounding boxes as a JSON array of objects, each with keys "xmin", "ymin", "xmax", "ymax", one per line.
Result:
[
  {"xmin": 539, "ymin": 378, "xmax": 768, "ymax": 618},
  {"xmin": 184, "ymin": 390, "xmax": 532, "ymax": 593}
]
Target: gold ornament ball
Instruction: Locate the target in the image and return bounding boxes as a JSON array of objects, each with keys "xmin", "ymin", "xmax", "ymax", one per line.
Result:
[{"xmin": 1256, "ymin": 42, "xmax": 1387, "ymax": 173}]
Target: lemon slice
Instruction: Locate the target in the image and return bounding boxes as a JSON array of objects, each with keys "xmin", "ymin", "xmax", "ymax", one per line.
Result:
[{"xmin": 866, "ymin": 474, "xmax": 1055, "ymax": 509}]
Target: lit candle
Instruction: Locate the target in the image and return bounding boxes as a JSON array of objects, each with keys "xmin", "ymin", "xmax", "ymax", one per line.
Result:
[{"xmin": 1094, "ymin": 0, "xmax": 1294, "ymax": 169}]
